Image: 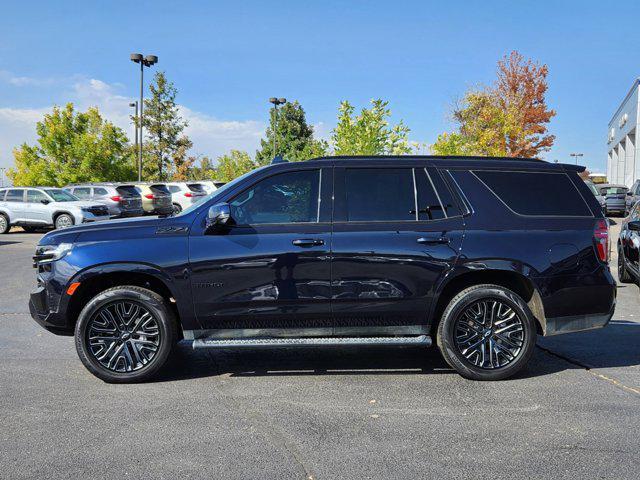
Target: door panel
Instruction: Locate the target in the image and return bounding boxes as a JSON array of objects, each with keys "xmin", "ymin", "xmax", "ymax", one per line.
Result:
[
  {"xmin": 24, "ymin": 190, "xmax": 50, "ymax": 223},
  {"xmin": 189, "ymin": 167, "xmax": 333, "ymax": 333},
  {"xmin": 331, "ymin": 166, "xmax": 463, "ymax": 330}
]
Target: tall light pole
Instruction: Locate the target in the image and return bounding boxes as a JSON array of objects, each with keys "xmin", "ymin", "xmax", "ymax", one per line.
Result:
[
  {"xmin": 570, "ymin": 153, "xmax": 584, "ymax": 165},
  {"xmin": 129, "ymin": 101, "xmax": 139, "ymax": 174},
  {"xmin": 0, "ymin": 167, "xmax": 6, "ymax": 188},
  {"xmin": 130, "ymin": 53, "xmax": 158, "ymax": 181},
  {"xmin": 268, "ymin": 97, "xmax": 287, "ymax": 159}
]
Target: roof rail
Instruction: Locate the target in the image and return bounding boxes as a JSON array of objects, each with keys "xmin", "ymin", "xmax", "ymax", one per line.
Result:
[
  {"xmin": 305, "ymin": 154, "xmax": 546, "ymax": 163},
  {"xmin": 271, "ymin": 155, "xmax": 287, "ymax": 164}
]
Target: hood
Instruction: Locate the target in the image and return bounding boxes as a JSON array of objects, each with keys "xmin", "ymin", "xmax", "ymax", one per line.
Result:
[{"xmin": 39, "ymin": 215, "xmax": 167, "ymax": 246}]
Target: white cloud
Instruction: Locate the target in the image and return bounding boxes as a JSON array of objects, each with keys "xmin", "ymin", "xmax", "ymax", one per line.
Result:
[
  {"xmin": 0, "ymin": 70, "xmax": 57, "ymax": 87},
  {"xmin": 0, "ymin": 77, "xmax": 266, "ymax": 175}
]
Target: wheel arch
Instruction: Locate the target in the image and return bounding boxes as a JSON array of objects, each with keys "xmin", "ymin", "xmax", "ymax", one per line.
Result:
[
  {"xmin": 52, "ymin": 210, "xmax": 75, "ymax": 225},
  {"xmin": 65, "ymin": 264, "xmax": 187, "ymax": 339},
  {"xmin": 430, "ymin": 267, "xmax": 546, "ymax": 336}
]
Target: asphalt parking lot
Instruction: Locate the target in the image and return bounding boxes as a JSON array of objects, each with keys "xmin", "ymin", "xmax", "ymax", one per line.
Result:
[{"xmin": 1, "ymin": 223, "xmax": 639, "ymax": 480}]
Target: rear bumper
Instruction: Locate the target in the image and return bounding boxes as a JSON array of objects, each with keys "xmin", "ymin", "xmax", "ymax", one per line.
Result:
[{"xmin": 544, "ymin": 306, "xmax": 614, "ymax": 336}]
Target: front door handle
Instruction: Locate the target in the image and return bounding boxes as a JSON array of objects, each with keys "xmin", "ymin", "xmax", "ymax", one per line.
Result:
[
  {"xmin": 417, "ymin": 236, "xmax": 450, "ymax": 245},
  {"xmin": 292, "ymin": 238, "xmax": 324, "ymax": 247}
]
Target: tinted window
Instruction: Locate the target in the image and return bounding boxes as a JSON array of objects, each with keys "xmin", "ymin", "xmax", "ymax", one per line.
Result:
[
  {"xmin": 415, "ymin": 168, "xmax": 461, "ymax": 220},
  {"xmin": 117, "ymin": 185, "xmax": 139, "ymax": 197},
  {"xmin": 187, "ymin": 183, "xmax": 206, "ymax": 192},
  {"xmin": 475, "ymin": 171, "xmax": 592, "ymax": 216},
  {"xmin": 230, "ymin": 170, "xmax": 320, "ymax": 225},
  {"xmin": 168, "ymin": 185, "xmax": 181, "ymax": 193},
  {"xmin": 74, "ymin": 187, "xmax": 91, "ymax": 199},
  {"xmin": 44, "ymin": 189, "xmax": 77, "ymax": 202},
  {"xmin": 0, "ymin": 190, "xmax": 6, "ymax": 201},
  {"xmin": 149, "ymin": 184, "xmax": 170, "ymax": 195},
  {"xmin": 6, "ymin": 189, "xmax": 24, "ymax": 202},
  {"xmin": 94, "ymin": 187, "xmax": 108, "ymax": 196},
  {"xmin": 27, "ymin": 190, "xmax": 48, "ymax": 203},
  {"xmin": 343, "ymin": 168, "xmax": 414, "ymax": 222}
]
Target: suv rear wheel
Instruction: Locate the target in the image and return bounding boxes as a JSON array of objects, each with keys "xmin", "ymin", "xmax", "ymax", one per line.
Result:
[
  {"xmin": 0, "ymin": 214, "xmax": 9, "ymax": 234},
  {"xmin": 74, "ymin": 286, "xmax": 177, "ymax": 383},
  {"xmin": 437, "ymin": 284, "xmax": 537, "ymax": 381}
]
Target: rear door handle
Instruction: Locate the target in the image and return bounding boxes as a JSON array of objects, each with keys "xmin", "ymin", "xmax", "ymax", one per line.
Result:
[
  {"xmin": 292, "ymin": 238, "xmax": 324, "ymax": 247},
  {"xmin": 417, "ymin": 236, "xmax": 450, "ymax": 245}
]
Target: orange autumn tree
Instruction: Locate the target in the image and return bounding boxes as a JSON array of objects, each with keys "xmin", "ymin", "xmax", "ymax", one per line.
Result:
[{"xmin": 432, "ymin": 51, "xmax": 556, "ymax": 158}]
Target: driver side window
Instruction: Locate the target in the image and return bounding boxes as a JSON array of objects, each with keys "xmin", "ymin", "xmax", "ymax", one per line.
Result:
[{"xmin": 230, "ymin": 170, "xmax": 320, "ymax": 225}]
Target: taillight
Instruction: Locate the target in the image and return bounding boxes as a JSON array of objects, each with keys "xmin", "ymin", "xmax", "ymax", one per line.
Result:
[
  {"xmin": 144, "ymin": 194, "xmax": 154, "ymax": 199},
  {"xmin": 184, "ymin": 192, "xmax": 193, "ymax": 197},
  {"xmin": 110, "ymin": 195, "xmax": 121, "ymax": 202},
  {"xmin": 594, "ymin": 219, "xmax": 609, "ymax": 263}
]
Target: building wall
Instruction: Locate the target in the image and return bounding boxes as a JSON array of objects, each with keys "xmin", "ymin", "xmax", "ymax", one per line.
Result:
[{"xmin": 607, "ymin": 79, "xmax": 639, "ymax": 186}]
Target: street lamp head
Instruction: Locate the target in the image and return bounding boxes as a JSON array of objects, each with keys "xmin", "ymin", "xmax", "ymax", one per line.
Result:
[
  {"xmin": 129, "ymin": 102, "xmax": 136, "ymax": 107},
  {"xmin": 130, "ymin": 53, "xmax": 143, "ymax": 63},
  {"xmin": 144, "ymin": 55, "xmax": 158, "ymax": 65},
  {"xmin": 278, "ymin": 98, "xmax": 287, "ymax": 104},
  {"xmin": 269, "ymin": 97, "xmax": 278, "ymax": 104}
]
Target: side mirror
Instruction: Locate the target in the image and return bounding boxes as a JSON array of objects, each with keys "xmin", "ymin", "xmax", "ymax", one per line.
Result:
[
  {"xmin": 40, "ymin": 199, "xmax": 50, "ymax": 205},
  {"xmin": 627, "ymin": 191, "xmax": 633, "ymax": 196},
  {"xmin": 206, "ymin": 202, "xmax": 233, "ymax": 232},
  {"xmin": 628, "ymin": 220, "xmax": 640, "ymax": 231}
]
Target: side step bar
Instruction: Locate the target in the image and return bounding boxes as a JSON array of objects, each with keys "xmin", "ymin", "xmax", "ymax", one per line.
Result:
[{"xmin": 192, "ymin": 335, "xmax": 432, "ymax": 349}]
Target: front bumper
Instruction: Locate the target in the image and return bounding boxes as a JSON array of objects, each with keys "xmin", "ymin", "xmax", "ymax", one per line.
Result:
[{"xmin": 29, "ymin": 285, "xmax": 73, "ymax": 335}]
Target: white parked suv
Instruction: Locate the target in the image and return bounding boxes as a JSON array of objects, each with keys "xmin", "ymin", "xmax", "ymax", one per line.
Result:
[
  {"xmin": 0, "ymin": 187, "xmax": 110, "ymax": 233},
  {"xmin": 165, "ymin": 182, "xmax": 207, "ymax": 213}
]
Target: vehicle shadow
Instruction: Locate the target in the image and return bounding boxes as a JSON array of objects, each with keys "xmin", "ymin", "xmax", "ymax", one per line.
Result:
[
  {"xmin": 153, "ymin": 321, "xmax": 640, "ymax": 383},
  {"xmin": 0, "ymin": 241, "xmax": 21, "ymax": 246},
  {"xmin": 156, "ymin": 344, "xmax": 455, "ymax": 382}
]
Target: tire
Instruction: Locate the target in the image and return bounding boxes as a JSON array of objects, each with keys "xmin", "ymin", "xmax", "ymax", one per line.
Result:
[
  {"xmin": 0, "ymin": 214, "xmax": 9, "ymax": 234},
  {"xmin": 618, "ymin": 247, "xmax": 634, "ymax": 284},
  {"xmin": 74, "ymin": 286, "xmax": 177, "ymax": 383},
  {"xmin": 54, "ymin": 213, "xmax": 74, "ymax": 229},
  {"xmin": 172, "ymin": 203, "xmax": 182, "ymax": 214},
  {"xmin": 437, "ymin": 284, "xmax": 537, "ymax": 381}
]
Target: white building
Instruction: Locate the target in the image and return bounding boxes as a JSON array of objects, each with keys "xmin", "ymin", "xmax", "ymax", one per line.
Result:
[{"xmin": 607, "ymin": 78, "xmax": 640, "ymax": 186}]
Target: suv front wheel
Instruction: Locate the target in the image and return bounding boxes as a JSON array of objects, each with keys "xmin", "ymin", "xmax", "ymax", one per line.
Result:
[
  {"xmin": 437, "ymin": 284, "xmax": 537, "ymax": 381},
  {"xmin": 75, "ymin": 286, "xmax": 177, "ymax": 383}
]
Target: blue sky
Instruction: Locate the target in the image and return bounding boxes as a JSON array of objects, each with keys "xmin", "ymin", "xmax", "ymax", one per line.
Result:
[{"xmin": 1, "ymin": 0, "xmax": 639, "ymax": 177}]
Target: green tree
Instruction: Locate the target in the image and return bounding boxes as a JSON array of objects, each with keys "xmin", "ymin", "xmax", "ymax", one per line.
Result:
[
  {"xmin": 214, "ymin": 150, "xmax": 257, "ymax": 183},
  {"xmin": 255, "ymin": 101, "xmax": 327, "ymax": 164},
  {"xmin": 8, "ymin": 103, "xmax": 134, "ymax": 187},
  {"xmin": 331, "ymin": 99, "xmax": 412, "ymax": 156},
  {"xmin": 142, "ymin": 71, "xmax": 190, "ymax": 180},
  {"xmin": 431, "ymin": 51, "xmax": 555, "ymax": 158},
  {"xmin": 189, "ymin": 155, "xmax": 216, "ymax": 180}
]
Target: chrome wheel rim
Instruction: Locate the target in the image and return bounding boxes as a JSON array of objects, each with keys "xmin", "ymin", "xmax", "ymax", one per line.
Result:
[
  {"xmin": 454, "ymin": 299, "xmax": 524, "ymax": 370},
  {"xmin": 0, "ymin": 216, "xmax": 7, "ymax": 232},
  {"xmin": 87, "ymin": 301, "xmax": 161, "ymax": 373},
  {"xmin": 56, "ymin": 215, "xmax": 72, "ymax": 229}
]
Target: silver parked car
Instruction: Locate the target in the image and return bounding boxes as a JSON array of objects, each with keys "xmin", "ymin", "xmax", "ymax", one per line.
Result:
[
  {"xmin": 64, "ymin": 183, "xmax": 143, "ymax": 218},
  {"xmin": 585, "ymin": 181, "xmax": 605, "ymax": 212},
  {"xmin": 598, "ymin": 184, "xmax": 628, "ymax": 217},
  {"xmin": 165, "ymin": 182, "xmax": 207, "ymax": 213},
  {"xmin": 0, "ymin": 187, "xmax": 110, "ymax": 234}
]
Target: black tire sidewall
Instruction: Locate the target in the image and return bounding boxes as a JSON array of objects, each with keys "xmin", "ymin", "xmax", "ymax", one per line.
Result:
[
  {"xmin": 74, "ymin": 287, "xmax": 174, "ymax": 383},
  {"xmin": 438, "ymin": 285, "xmax": 537, "ymax": 381}
]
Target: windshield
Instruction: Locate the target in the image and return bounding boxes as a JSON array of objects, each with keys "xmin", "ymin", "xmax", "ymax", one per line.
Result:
[
  {"xmin": 175, "ymin": 166, "xmax": 268, "ymax": 217},
  {"xmin": 44, "ymin": 189, "xmax": 79, "ymax": 202}
]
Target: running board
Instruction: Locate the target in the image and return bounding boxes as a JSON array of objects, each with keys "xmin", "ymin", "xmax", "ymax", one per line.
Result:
[{"xmin": 192, "ymin": 335, "xmax": 432, "ymax": 349}]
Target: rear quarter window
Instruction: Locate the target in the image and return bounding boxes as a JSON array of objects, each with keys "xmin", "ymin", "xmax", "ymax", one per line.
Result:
[{"xmin": 474, "ymin": 170, "xmax": 592, "ymax": 217}]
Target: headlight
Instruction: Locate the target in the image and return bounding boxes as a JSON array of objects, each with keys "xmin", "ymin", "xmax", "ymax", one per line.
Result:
[{"xmin": 33, "ymin": 243, "xmax": 74, "ymax": 265}]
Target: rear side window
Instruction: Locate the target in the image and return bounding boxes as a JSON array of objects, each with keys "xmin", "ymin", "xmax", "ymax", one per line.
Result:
[
  {"xmin": 167, "ymin": 185, "xmax": 181, "ymax": 193},
  {"xmin": 93, "ymin": 187, "xmax": 108, "ymax": 196},
  {"xmin": 187, "ymin": 183, "xmax": 206, "ymax": 192},
  {"xmin": 6, "ymin": 189, "xmax": 24, "ymax": 202},
  {"xmin": 343, "ymin": 168, "xmax": 415, "ymax": 222},
  {"xmin": 74, "ymin": 187, "xmax": 91, "ymax": 199},
  {"xmin": 474, "ymin": 170, "xmax": 591, "ymax": 216}
]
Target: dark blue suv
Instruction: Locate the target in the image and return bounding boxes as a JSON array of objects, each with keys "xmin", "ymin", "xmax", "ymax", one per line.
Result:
[{"xmin": 29, "ymin": 156, "xmax": 616, "ymax": 382}]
